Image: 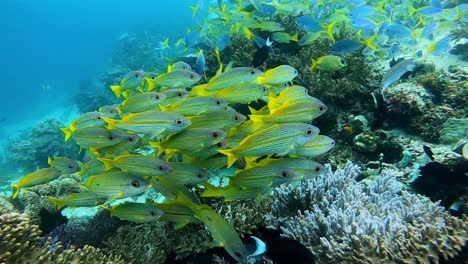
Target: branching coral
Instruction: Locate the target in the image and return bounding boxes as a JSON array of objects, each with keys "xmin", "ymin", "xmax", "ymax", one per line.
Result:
[
  {"xmin": 0, "ymin": 212, "xmax": 124, "ymax": 264},
  {"xmin": 266, "ymin": 161, "xmax": 468, "ymax": 264}
]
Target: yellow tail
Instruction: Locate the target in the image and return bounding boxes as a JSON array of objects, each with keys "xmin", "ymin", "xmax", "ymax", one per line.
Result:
[
  {"xmin": 11, "ymin": 183, "xmax": 20, "ymax": 199},
  {"xmin": 310, "ymin": 59, "xmax": 318, "ymax": 71},
  {"xmin": 48, "ymin": 197, "xmax": 65, "ymax": 209},
  {"xmin": 95, "ymin": 158, "xmax": 114, "ymax": 171},
  {"xmin": 291, "ymin": 33, "xmax": 299, "ymax": 42},
  {"xmin": 100, "ymin": 116, "xmax": 117, "ymax": 130},
  {"xmin": 110, "ymin": 85, "xmax": 122, "ymax": 98},
  {"xmin": 217, "ymin": 149, "xmax": 239, "ymax": 168},
  {"xmin": 60, "ymin": 127, "xmax": 72, "ymax": 141},
  {"xmin": 321, "ymin": 21, "xmax": 336, "ymax": 42},
  {"xmin": 200, "ymin": 183, "xmax": 222, "ymax": 198},
  {"xmin": 149, "ymin": 142, "xmax": 165, "ymax": 157},
  {"xmin": 248, "ymin": 115, "xmax": 265, "ymax": 131}
]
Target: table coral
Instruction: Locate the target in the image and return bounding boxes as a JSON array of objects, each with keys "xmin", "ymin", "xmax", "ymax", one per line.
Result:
[{"xmin": 266, "ymin": 161, "xmax": 468, "ymax": 263}]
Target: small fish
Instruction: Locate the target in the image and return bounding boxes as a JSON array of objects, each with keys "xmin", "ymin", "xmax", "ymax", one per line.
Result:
[
  {"xmin": 47, "ymin": 156, "xmax": 80, "ymax": 174},
  {"xmin": 195, "ymin": 50, "xmax": 206, "ymax": 76},
  {"xmin": 188, "ymin": 107, "xmax": 246, "ymax": 130},
  {"xmin": 271, "ymin": 32, "xmax": 298, "ymax": 43},
  {"xmin": 82, "ymin": 171, "xmax": 149, "ymax": 203},
  {"xmin": 160, "ymin": 96, "xmax": 227, "ymax": 116},
  {"xmin": 184, "ymin": 198, "xmax": 248, "ymax": 264},
  {"xmin": 101, "ymin": 111, "xmax": 191, "ymax": 139},
  {"xmin": 149, "ymin": 176, "xmax": 199, "ymax": 203},
  {"xmin": 249, "ymin": 101, "xmax": 327, "ymax": 130},
  {"xmin": 380, "ymin": 58, "xmax": 414, "ymax": 91},
  {"xmin": 12, "ymin": 168, "xmax": 61, "ymax": 199},
  {"xmin": 253, "ymin": 21, "xmax": 285, "ymax": 32},
  {"xmin": 152, "ymin": 70, "xmax": 201, "ymax": 89},
  {"xmin": 89, "ymin": 133, "xmax": 141, "ymax": 157},
  {"xmin": 452, "ymin": 141, "xmax": 468, "ymax": 160},
  {"xmin": 299, "ymin": 32, "xmax": 326, "ymax": 47},
  {"xmin": 61, "ymin": 111, "xmax": 108, "ymax": 137},
  {"xmin": 197, "ymin": 67, "xmax": 263, "ymax": 94},
  {"xmin": 214, "ymin": 83, "xmax": 268, "ymax": 104},
  {"xmin": 310, "ymin": 55, "xmax": 347, "ymax": 72},
  {"xmin": 78, "ymin": 158, "xmax": 109, "ymax": 177},
  {"xmin": 99, "ymin": 105, "xmax": 120, "ymax": 118},
  {"xmin": 49, "ymin": 191, "xmax": 106, "ymax": 209},
  {"xmin": 423, "ymin": 145, "xmax": 435, "ymax": 161},
  {"xmin": 106, "ymin": 203, "xmax": 163, "ymax": 223},
  {"xmin": 256, "ymin": 65, "xmax": 298, "ymax": 86},
  {"xmin": 165, "ymin": 162, "xmax": 210, "ymax": 185},
  {"xmin": 330, "ymin": 40, "xmax": 363, "ymax": 55},
  {"xmin": 201, "ymin": 182, "xmax": 272, "ymax": 201},
  {"xmin": 290, "ymin": 135, "xmax": 335, "ymax": 157},
  {"xmin": 160, "ymin": 89, "xmax": 190, "ymax": 107},
  {"xmin": 60, "ymin": 127, "xmax": 128, "ymax": 149},
  {"xmin": 110, "ymin": 70, "xmax": 145, "ymax": 98},
  {"xmin": 229, "ymin": 161, "xmax": 301, "ymax": 189},
  {"xmin": 252, "ymin": 37, "xmax": 273, "ymax": 67},
  {"xmin": 96, "ymin": 154, "xmax": 172, "ymax": 176},
  {"xmin": 152, "ymin": 196, "xmax": 200, "ymax": 229},
  {"xmin": 251, "ymin": 157, "xmax": 325, "ymax": 180},
  {"xmin": 169, "ymin": 61, "xmax": 192, "ymax": 72},
  {"xmin": 218, "ymin": 123, "xmax": 320, "ymax": 167},
  {"xmin": 295, "ymin": 16, "xmax": 336, "ymax": 40},
  {"xmin": 120, "ymin": 92, "xmax": 166, "ymax": 113},
  {"xmin": 427, "ymin": 36, "xmax": 451, "ymax": 56},
  {"xmin": 150, "ymin": 128, "xmax": 227, "ymax": 157}
]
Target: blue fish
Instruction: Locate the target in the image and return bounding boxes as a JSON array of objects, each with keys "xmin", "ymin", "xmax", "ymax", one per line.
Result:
[
  {"xmin": 428, "ymin": 37, "xmax": 451, "ymax": 56},
  {"xmin": 421, "ymin": 22, "xmax": 439, "ymax": 39},
  {"xmin": 350, "ymin": 18, "xmax": 377, "ymax": 30},
  {"xmin": 296, "ymin": 16, "xmax": 323, "ymax": 32},
  {"xmin": 216, "ymin": 35, "xmax": 231, "ymax": 51},
  {"xmin": 330, "ymin": 40, "xmax": 363, "ymax": 55},
  {"xmin": 195, "ymin": 49, "xmax": 206, "ymax": 75}
]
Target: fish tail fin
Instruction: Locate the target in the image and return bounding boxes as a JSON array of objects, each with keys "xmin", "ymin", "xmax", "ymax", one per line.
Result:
[
  {"xmin": 158, "ymin": 104, "xmax": 170, "ymax": 112},
  {"xmin": 362, "ymin": 32, "xmax": 378, "ymax": 50},
  {"xmin": 190, "ymin": 84, "xmax": 211, "ymax": 96},
  {"xmin": 100, "ymin": 116, "xmax": 117, "ymax": 130},
  {"xmin": 60, "ymin": 127, "xmax": 72, "ymax": 141},
  {"xmin": 321, "ymin": 21, "xmax": 336, "ymax": 42},
  {"xmin": 110, "ymin": 85, "xmax": 122, "ymax": 98},
  {"xmin": 149, "ymin": 141, "xmax": 165, "ymax": 157},
  {"xmin": 215, "ymin": 48, "xmax": 223, "ymax": 72},
  {"xmin": 310, "ymin": 59, "xmax": 318, "ymax": 71},
  {"xmin": 95, "ymin": 158, "xmax": 113, "ymax": 171},
  {"xmin": 248, "ymin": 115, "xmax": 265, "ymax": 131},
  {"xmin": 11, "ymin": 183, "xmax": 20, "ymax": 199},
  {"xmin": 122, "ymin": 90, "xmax": 131, "ymax": 99},
  {"xmin": 201, "ymin": 183, "xmax": 222, "ymax": 198},
  {"xmin": 256, "ymin": 75, "xmax": 266, "ymax": 85},
  {"xmin": 291, "ymin": 33, "xmax": 299, "ymax": 42},
  {"xmin": 163, "ymin": 37, "xmax": 169, "ymax": 48},
  {"xmin": 409, "ymin": 5, "xmax": 418, "ymax": 16},
  {"xmin": 48, "ymin": 197, "xmax": 65, "ymax": 209},
  {"xmin": 243, "ymin": 26, "xmax": 255, "ymax": 40},
  {"xmin": 217, "ymin": 149, "xmax": 239, "ymax": 168},
  {"xmin": 47, "ymin": 156, "xmax": 53, "ymax": 166},
  {"xmin": 376, "ymin": 0, "xmax": 387, "ymax": 14},
  {"xmin": 144, "ymin": 77, "xmax": 157, "ymax": 91},
  {"xmin": 189, "ymin": 5, "xmax": 199, "ymax": 17}
]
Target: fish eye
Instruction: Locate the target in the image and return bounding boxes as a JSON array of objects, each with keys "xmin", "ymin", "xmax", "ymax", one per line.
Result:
[
  {"xmin": 234, "ymin": 252, "xmax": 242, "ymax": 257},
  {"xmin": 262, "ymin": 88, "xmax": 267, "ymax": 92},
  {"xmin": 216, "ymin": 100, "xmax": 221, "ymax": 105},
  {"xmin": 151, "ymin": 76, "xmax": 156, "ymax": 80},
  {"xmin": 233, "ymin": 116, "xmax": 239, "ymax": 121},
  {"xmin": 68, "ymin": 164, "xmax": 73, "ymax": 168},
  {"xmin": 281, "ymin": 170, "xmax": 289, "ymax": 178},
  {"xmin": 340, "ymin": 59, "xmax": 345, "ymax": 64},
  {"xmin": 197, "ymin": 172, "xmax": 203, "ymax": 178},
  {"xmin": 319, "ymin": 106, "xmax": 325, "ymax": 111},
  {"xmin": 175, "ymin": 119, "xmax": 183, "ymax": 125},
  {"xmin": 190, "ymin": 74, "xmax": 194, "ymax": 79},
  {"xmin": 155, "ymin": 95, "xmax": 160, "ymax": 100},
  {"xmin": 315, "ymin": 166, "xmax": 321, "ymax": 172},
  {"xmin": 135, "ymin": 74, "xmax": 139, "ymax": 78},
  {"xmin": 150, "ymin": 211, "xmax": 155, "ymax": 216},
  {"xmin": 250, "ymin": 70, "xmax": 255, "ymax": 75},
  {"xmin": 159, "ymin": 165, "xmax": 164, "ymax": 171},
  {"xmin": 128, "ymin": 137, "xmax": 134, "ymax": 142},
  {"xmin": 97, "ymin": 116, "xmax": 101, "ymax": 119},
  {"xmin": 331, "ymin": 141, "xmax": 335, "ymax": 145},
  {"xmin": 305, "ymin": 128, "xmax": 313, "ymax": 135},
  {"xmin": 294, "ymin": 70, "xmax": 298, "ymax": 74},
  {"xmin": 216, "ymin": 142, "xmax": 223, "ymax": 147},
  {"xmin": 212, "ymin": 132, "xmax": 218, "ymax": 138},
  {"xmin": 108, "ymin": 135, "xmax": 114, "ymax": 140},
  {"xmin": 131, "ymin": 180, "xmax": 140, "ymax": 187},
  {"xmin": 177, "ymin": 92, "xmax": 183, "ymax": 97}
]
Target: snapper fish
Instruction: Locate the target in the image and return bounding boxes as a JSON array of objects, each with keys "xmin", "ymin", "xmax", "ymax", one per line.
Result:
[
  {"xmin": 104, "ymin": 203, "xmax": 163, "ymax": 223},
  {"xmin": 110, "ymin": 70, "xmax": 145, "ymax": 98},
  {"xmin": 12, "ymin": 168, "xmax": 61, "ymax": 199},
  {"xmin": 47, "ymin": 156, "xmax": 80, "ymax": 174},
  {"xmin": 49, "ymin": 191, "xmax": 106, "ymax": 209},
  {"xmin": 380, "ymin": 58, "xmax": 414, "ymax": 91}
]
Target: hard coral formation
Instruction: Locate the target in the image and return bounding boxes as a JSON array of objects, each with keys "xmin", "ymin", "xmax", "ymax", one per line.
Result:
[
  {"xmin": 0, "ymin": 212, "xmax": 123, "ymax": 264},
  {"xmin": 7, "ymin": 119, "xmax": 79, "ymax": 172},
  {"xmin": 266, "ymin": 161, "xmax": 468, "ymax": 264},
  {"xmin": 440, "ymin": 118, "xmax": 468, "ymax": 144}
]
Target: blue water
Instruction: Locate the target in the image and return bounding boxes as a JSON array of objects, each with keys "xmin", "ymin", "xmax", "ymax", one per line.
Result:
[{"xmin": 1, "ymin": 0, "xmax": 195, "ymax": 141}]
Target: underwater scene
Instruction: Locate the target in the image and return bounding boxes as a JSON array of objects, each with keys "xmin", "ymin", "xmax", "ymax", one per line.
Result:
[{"xmin": 1, "ymin": 0, "xmax": 467, "ymax": 263}]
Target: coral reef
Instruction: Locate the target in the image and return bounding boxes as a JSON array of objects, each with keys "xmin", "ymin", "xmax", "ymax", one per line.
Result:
[
  {"xmin": 440, "ymin": 118, "xmax": 468, "ymax": 144},
  {"xmin": 6, "ymin": 119, "xmax": 80, "ymax": 173},
  {"xmin": 266, "ymin": 161, "xmax": 468, "ymax": 263},
  {"xmin": 0, "ymin": 212, "xmax": 124, "ymax": 264}
]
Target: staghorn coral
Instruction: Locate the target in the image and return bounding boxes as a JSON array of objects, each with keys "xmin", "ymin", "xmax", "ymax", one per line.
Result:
[
  {"xmin": 266, "ymin": 161, "xmax": 468, "ymax": 264},
  {"xmin": 0, "ymin": 212, "xmax": 124, "ymax": 264}
]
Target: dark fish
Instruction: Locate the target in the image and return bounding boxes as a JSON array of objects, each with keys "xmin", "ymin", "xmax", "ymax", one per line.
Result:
[
  {"xmin": 252, "ymin": 38, "xmax": 273, "ymax": 67},
  {"xmin": 423, "ymin": 145, "xmax": 434, "ymax": 161}
]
